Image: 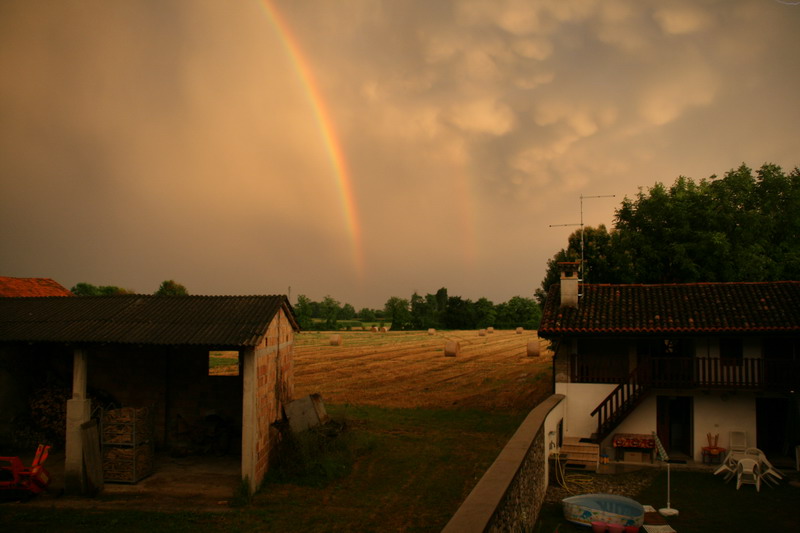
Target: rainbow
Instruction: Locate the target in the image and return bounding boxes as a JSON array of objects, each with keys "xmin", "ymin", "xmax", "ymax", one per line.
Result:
[{"xmin": 258, "ymin": 1, "xmax": 364, "ymax": 276}]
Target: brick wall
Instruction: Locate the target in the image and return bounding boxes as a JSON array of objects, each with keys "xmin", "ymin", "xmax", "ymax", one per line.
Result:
[{"xmin": 251, "ymin": 307, "xmax": 295, "ymax": 485}]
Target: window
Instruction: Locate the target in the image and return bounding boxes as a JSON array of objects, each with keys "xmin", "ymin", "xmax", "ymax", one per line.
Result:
[
  {"xmin": 209, "ymin": 351, "xmax": 240, "ymax": 376},
  {"xmin": 719, "ymin": 338, "xmax": 743, "ymax": 367}
]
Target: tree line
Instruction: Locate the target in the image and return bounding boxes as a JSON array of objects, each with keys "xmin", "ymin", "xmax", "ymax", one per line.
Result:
[
  {"xmin": 294, "ymin": 289, "xmax": 542, "ymax": 331},
  {"xmin": 536, "ymin": 163, "xmax": 800, "ymax": 304},
  {"xmin": 71, "ymin": 279, "xmax": 189, "ymax": 296}
]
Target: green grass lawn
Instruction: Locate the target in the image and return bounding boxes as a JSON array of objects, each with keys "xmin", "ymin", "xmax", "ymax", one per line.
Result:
[
  {"xmin": 535, "ymin": 469, "xmax": 800, "ymax": 533},
  {"xmin": 1, "ymin": 404, "xmax": 526, "ymax": 532}
]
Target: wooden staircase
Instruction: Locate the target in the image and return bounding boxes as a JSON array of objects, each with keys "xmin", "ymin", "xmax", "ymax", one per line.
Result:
[
  {"xmin": 559, "ymin": 437, "xmax": 600, "ymax": 471},
  {"xmin": 590, "ymin": 364, "xmax": 652, "ymax": 443}
]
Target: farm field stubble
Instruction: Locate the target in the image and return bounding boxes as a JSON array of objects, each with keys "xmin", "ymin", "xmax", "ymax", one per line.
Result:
[{"xmin": 293, "ymin": 329, "xmax": 553, "ymax": 413}]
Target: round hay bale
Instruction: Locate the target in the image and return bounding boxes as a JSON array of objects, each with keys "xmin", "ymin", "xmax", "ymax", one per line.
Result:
[
  {"xmin": 444, "ymin": 340, "xmax": 460, "ymax": 357},
  {"xmin": 380, "ymin": 326, "xmax": 388, "ymax": 333},
  {"xmin": 370, "ymin": 326, "xmax": 378, "ymax": 332},
  {"xmin": 526, "ymin": 339, "xmax": 540, "ymax": 357},
  {"xmin": 516, "ymin": 327, "xmax": 524, "ymax": 334},
  {"xmin": 487, "ymin": 327, "xmax": 494, "ymax": 334},
  {"xmin": 329, "ymin": 334, "xmax": 343, "ymax": 346},
  {"xmin": 428, "ymin": 328, "xmax": 436, "ymax": 335},
  {"xmin": 478, "ymin": 329, "xmax": 487, "ymax": 336}
]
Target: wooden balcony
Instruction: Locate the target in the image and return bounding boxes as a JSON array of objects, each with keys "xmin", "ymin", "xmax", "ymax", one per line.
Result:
[{"xmin": 572, "ymin": 355, "xmax": 799, "ymax": 392}]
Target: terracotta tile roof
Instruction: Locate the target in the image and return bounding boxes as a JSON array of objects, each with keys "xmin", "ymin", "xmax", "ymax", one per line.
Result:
[
  {"xmin": 539, "ymin": 281, "xmax": 800, "ymax": 337},
  {"xmin": 0, "ymin": 276, "xmax": 72, "ymax": 297},
  {"xmin": 0, "ymin": 294, "xmax": 299, "ymax": 346}
]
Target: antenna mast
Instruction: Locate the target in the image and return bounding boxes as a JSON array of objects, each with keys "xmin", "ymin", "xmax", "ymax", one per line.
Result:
[{"xmin": 549, "ymin": 194, "xmax": 616, "ymax": 284}]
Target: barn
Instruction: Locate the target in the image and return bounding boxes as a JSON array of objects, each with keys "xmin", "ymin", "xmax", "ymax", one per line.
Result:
[{"xmin": 0, "ymin": 294, "xmax": 299, "ymax": 494}]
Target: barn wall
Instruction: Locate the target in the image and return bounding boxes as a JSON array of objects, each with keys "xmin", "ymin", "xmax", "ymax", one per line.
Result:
[{"xmin": 249, "ymin": 307, "xmax": 295, "ymax": 488}]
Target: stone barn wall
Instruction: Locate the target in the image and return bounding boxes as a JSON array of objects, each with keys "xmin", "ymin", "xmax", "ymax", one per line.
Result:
[{"xmin": 251, "ymin": 307, "xmax": 295, "ymax": 486}]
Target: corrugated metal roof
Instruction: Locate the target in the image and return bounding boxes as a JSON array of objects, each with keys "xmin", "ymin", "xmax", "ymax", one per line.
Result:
[
  {"xmin": 539, "ymin": 281, "xmax": 800, "ymax": 338},
  {"xmin": 0, "ymin": 294, "xmax": 299, "ymax": 346},
  {"xmin": 0, "ymin": 276, "xmax": 73, "ymax": 297}
]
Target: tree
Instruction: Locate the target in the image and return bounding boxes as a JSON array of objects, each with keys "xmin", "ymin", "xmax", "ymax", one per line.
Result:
[
  {"xmin": 71, "ymin": 282, "xmax": 134, "ymax": 296},
  {"xmin": 496, "ymin": 296, "xmax": 541, "ymax": 329},
  {"xmin": 358, "ymin": 307, "xmax": 377, "ymax": 322},
  {"xmin": 340, "ymin": 303, "xmax": 356, "ymax": 320},
  {"xmin": 473, "ymin": 297, "xmax": 496, "ymax": 328},
  {"xmin": 155, "ymin": 280, "xmax": 188, "ymax": 296},
  {"xmin": 320, "ymin": 295, "xmax": 341, "ymax": 330},
  {"xmin": 537, "ymin": 163, "xmax": 800, "ymax": 305},
  {"xmin": 294, "ymin": 294, "xmax": 314, "ymax": 330},
  {"xmin": 384, "ymin": 296, "xmax": 411, "ymax": 330}
]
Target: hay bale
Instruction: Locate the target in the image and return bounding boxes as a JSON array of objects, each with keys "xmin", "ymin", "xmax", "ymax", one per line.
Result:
[
  {"xmin": 487, "ymin": 327, "xmax": 494, "ymax": 334},
  {"xmin": 428, "ymin": 328, "xmax": 436, "ymax": 335},
  {"xmin": 444, "ymin": 340, "xmax": 460, "ymax": 357},
  {"xmin": 370, "ymin": 326, "xmax": 378, "ymax": 332},
  {"xmin": 380, "ymin": 327, "xmax": 388, "ymax": 333},
  {"xmin": 329, "ymin": 334, "xmax": 342, "ymax": 346},
  {"xmin": 478, "ymin": 329, "xmax": 487, "ymax": 336},
  {"xmin": 516, "ymin": 327, "xmax": 524, "ymax": 334},
  {"xmin": 526, "ymin": 339, "xmax": 540, "ymax": 357}
]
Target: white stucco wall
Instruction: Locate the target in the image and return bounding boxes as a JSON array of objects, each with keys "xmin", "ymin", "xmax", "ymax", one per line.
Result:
[
  {"xmin": 554, "ymin": 382, "xmax": 615, "ymax": 438},
  {"xmin": 692, "ymin": 393, "xmax": 756, "ymax": 459},
  {"xmin": 557, "ymin": 382, "xmax": 758, "ymax": 462},
  {"xmin": 543, "ymin": 396, "xmax": 567, "ymax": 485}
]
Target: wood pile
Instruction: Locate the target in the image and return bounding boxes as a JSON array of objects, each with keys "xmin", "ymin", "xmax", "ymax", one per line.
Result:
[
  {"xmin": 102, "ymin": 407, "xmax": 152, "ymax": 444},
  {"xmin": 102, "ymin": 444, "xmax": 153, "ymax": 483},
  {"xmin": 102, "ymin": 407, "xmax": 154, "ymax": 483}
]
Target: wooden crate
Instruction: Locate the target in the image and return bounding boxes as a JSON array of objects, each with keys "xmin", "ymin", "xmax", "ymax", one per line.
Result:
[
  {"xmin": 102, "ymin": 443, "xmax": 153, "ymax": 483},
  {"xmin": 102, "ymin": 407, "xmax": 153, "ymax": 445}
]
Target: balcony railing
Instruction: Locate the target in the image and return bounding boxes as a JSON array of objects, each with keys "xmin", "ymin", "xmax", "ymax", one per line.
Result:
[{"xmin": 572, "ymin": 355, "xmax": 798, "ymax": 392}]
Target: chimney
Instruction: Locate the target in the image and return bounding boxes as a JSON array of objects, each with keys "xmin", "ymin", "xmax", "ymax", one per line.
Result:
[{"xmin": 557, "ymin": 261, "xmax": 580, "ymax": 308}]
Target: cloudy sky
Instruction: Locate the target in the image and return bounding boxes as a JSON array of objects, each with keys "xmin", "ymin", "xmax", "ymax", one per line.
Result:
[{"xmin": 1, "ymin": 0, "xmax": 798, "ymax": 309}]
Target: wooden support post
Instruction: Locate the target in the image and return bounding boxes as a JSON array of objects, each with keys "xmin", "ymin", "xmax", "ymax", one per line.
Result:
[{"xmin": 65, "ymin": 348, "xmax": 91, "ymax": 495}]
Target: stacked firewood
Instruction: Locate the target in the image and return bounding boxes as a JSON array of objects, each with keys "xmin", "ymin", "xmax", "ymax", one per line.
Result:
[
  {"xmin": 102, "ymin": 444, "xmax": 154, "ymax": 482},
  {"xmin": 102, "ymin": 407, "xmax": 154, "ymax": 483},
  {"xmin": 29, "ymin": 386, "xmax": 71, "ymax": 445},
  {"xmin": 102, "ymin": 407, "xmax": 152, "ymax": 444}
]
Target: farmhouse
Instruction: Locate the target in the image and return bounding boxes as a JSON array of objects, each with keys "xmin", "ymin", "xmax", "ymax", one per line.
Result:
[
  {"xmin": 0, "ymin": 293, "xmax": 299, "ymax": 494},
  {"xmin": 538, "ymin": 263, "xmax": 800, "ymax": 463}
]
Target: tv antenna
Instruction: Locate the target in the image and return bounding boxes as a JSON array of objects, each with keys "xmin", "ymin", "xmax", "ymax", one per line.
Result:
[{"xmin": 549, "ymin": 194, "xmax": 615, "ymax": 283}]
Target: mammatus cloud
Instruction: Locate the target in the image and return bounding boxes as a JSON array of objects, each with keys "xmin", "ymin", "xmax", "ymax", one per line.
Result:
[{"xmin": 0, "ymin": 0, "xmax": 798, "ymax": 308}]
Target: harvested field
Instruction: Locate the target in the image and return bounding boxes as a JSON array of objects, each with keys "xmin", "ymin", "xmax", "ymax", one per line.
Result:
[{"xmin": 294, "ymin": 329, "xmax": 553, "ymax": 412}]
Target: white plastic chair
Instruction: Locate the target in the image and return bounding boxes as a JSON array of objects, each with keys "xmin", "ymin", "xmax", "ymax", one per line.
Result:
[
  {"xmin": 736, "ymin": 457, "xmax": 760, "ymax": 491},
  {"xmin": 729, "ymin": 430, "xmax": 747, "ymax": 452},
  {"xmin": 744, "ymin": 447, "xmax": 783, "ymax": 485}
]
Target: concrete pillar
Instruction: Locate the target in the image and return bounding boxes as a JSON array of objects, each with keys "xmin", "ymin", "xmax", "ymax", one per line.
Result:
[
  {"xmin": 65, "ymin": 349, "xmax": 91, "ymax": 495},
  {"xmin": 240, "ymin": 346, "xmax": 257, "ymax": 494}
]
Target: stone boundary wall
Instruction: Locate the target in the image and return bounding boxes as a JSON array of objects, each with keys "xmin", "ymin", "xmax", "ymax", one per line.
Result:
[{"xmin": 442, "ymin": 394, "xmax": 566, "ymax": 533}]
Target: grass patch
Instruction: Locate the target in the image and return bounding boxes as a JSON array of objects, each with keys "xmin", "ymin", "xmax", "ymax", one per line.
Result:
[{"xmin": 1, "ymin": 404, "xmax": 525, "ymax": 532}]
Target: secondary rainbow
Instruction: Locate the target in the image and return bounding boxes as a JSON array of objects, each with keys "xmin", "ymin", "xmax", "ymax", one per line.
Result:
[{"xmin": 259, "ymin": 1, "xmax": 364, "ymax": 276}]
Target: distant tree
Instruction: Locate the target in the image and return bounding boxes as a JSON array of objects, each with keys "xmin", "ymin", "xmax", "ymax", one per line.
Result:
[
  {"xmin": 155, "ymin": 280, "xmax": 188, "ymax": 296},
  {"xmin": 473, "ymin": 297, "xmax": 496, "ymax": 328},
  {"xmin": 358, "ymin": 307, "xmax": 377, "ymax": 322},
  {"xmin": 340, "ymin": 303, "xmax": 356, "ymax": 320},
  {"xmin": 442, "ymin": 296, "xmax": 475, "ymax": 329},
  {"xmin": 71, "ymin": 282, "xmax": 134, "ymax": 296},
  {"xmin": 294, "ymin": 294, "xmax": 314, "ymax": 330},
  {"xmin": 496, "ymin": 296, "xmax": 541, "ymax": 329},
  {"xmin": 320, "ymin": 295, "xmax": 341, "ymax": 329},
  {"xmin": 384, "ymin": 296, "xmax": 411, "ymax": 330},
  {"xmin": 409, "ymin": 292, "xmax": 431, "ymax": 329}
]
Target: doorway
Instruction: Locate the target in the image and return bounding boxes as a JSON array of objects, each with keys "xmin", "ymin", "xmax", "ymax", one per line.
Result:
[
  {"xmin": 657, "ymin": 396, "xmax": 693, "ymax": 458},
  {"xmin": 756, "ymin": 397, "xmax": 790, "ymax": 456}
]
